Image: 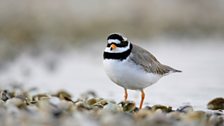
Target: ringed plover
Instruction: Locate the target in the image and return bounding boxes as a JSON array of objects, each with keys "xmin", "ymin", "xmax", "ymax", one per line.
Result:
[{"xmin": 103, "ymin": 33, "xmax": 181, "ymax": 109}]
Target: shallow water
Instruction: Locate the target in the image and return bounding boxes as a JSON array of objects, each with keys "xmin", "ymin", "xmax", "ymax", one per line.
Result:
[{"xmin": 0, "ymin": 38, "xmax": 223, "ymax": 109}]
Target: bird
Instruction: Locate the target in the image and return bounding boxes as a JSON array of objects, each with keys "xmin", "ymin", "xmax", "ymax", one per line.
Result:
[{"xmin": 103, "ymin": 33, "xmax": 181, "ymax": 109}]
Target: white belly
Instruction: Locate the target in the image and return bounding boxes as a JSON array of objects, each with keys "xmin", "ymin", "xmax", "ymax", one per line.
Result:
[{"xmin": 103, "ymin": 58, "xmax": 162, "ymax": 90}]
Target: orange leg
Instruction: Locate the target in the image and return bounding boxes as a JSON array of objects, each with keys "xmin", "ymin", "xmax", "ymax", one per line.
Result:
[
  {"xmin": 139, "ymin": 90, "xmax": 145, "ymax": 109},
  {"xmin": 124, "ymin": 88, "xmax": 128, "ymax": 101}
]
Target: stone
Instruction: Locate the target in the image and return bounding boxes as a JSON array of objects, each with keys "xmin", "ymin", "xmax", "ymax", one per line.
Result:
[{"xmin": 207, "ymin": 97, "xmax": 224, "ymax": 110}]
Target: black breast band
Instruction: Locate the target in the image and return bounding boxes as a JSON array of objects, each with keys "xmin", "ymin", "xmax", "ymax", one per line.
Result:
[{"xmin": 103, "ymin": 44, "xmax": 132, "ymax": 61}]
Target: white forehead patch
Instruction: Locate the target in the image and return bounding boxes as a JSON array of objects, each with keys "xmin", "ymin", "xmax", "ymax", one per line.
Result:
[{"xmin": 108, "ymin": 39, "xmax": 121, "ymax": 44}]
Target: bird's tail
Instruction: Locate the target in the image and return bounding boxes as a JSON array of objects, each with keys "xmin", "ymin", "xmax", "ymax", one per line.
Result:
[
  {"xmin": 164, "ymin": 65, "xmax": 182, "ymax": 73},
  {"xmin": 172, "ymin": 69, "xmax": 182, "ymax": 73}
]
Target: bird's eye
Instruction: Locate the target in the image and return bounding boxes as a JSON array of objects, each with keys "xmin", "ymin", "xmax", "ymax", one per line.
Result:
[
  {"xmin": 116, "ymin": 41, "xmax": 128, "ymax": 47},
  {"xmin": 107, "ymin": 43, "xmax": 111, "ymax": 47}
]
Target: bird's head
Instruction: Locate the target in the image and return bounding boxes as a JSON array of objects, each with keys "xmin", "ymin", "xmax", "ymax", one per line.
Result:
[{"xmin": 105, "ymin": 33, "xmax": 130, "ymax": 53}]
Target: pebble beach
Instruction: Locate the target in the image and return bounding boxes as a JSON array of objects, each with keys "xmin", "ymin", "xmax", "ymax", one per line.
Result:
[{"xmin": 0, "ymin": 85, "xmax": 223, "ymax": 126}]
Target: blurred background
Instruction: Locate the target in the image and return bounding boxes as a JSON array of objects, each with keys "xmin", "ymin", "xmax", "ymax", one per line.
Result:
[{"xmin": 0, "ymin": 0, "xmax": 223, "ymax": 109}]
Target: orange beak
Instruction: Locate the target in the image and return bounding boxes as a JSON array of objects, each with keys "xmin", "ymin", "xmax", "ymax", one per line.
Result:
[{"xmin": 110, "ymin": 44, "xmax": 117, "ymax": 50}]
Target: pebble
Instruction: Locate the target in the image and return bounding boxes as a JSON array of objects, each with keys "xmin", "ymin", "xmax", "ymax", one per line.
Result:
[
  {"xmin": 119, "ymin": 101, "xmax": 136, "ymax": 112},
  {"xmin": 207, "ymin": 97, "xmax": 224, "ymax": 110},
  {"xmin": 0, "ymin": 86, "xmax": 223, "ymax": 126},
  {"xmin": 0, "ymin": 90, "xmax": 11, "ymax": 101},
  {"xmin": 151, "ymin": 104, "xmax": 173, "ymax": 113},
  {"xmin": 104, "ymin": 101, "xmax": 123, "ymax": 112},
  {"xmin": 177, "ymin": 104, "xmax": 194, "ymax": 113},
  {"xmin": 53, "ymin": 90, "xmax": 73, "ymax": 102}
]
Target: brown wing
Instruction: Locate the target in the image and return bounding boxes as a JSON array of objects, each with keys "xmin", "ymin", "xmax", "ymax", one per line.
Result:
[{"xmin": 129, "ymin": 44, "xmax": 180, "ymax": 75}]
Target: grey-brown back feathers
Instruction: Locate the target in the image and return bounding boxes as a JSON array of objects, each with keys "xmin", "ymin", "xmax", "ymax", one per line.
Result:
[{"xmin": 129, "ymin": 44, "xmax": 181, "ymax": 75}]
